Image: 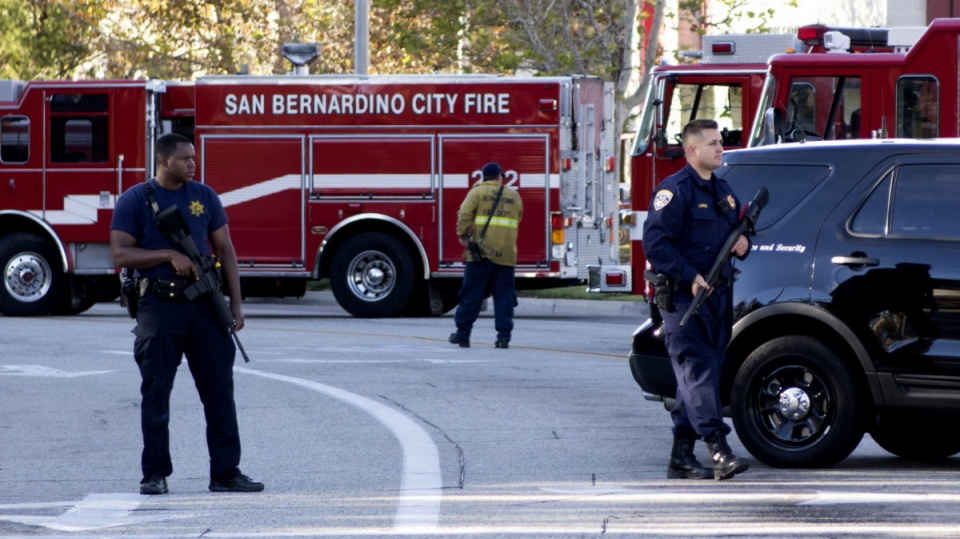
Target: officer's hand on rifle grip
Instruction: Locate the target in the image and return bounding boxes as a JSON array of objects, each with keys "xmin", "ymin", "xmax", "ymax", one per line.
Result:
[
  {"xmin": 732, "ymin": 234, "xmax": 749, "ymax": 257},
  {"xmin": 692, "ymin": 274, "xmax": 712, "ymax": 297},
  {"xmin": 168, "ymin": 250, "xmax": 196, "ymax": 279}
]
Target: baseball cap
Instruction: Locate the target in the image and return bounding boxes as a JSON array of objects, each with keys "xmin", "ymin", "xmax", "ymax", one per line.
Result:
[{"xmin": 481, "ymin": 162, "xmax": 502, "ymax": 179}]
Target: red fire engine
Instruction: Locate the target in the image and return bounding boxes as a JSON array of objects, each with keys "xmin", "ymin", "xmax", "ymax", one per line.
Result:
[
  {"xmin": 590, "ymin": 24, "xmax": 920, "ymax": 296},
  {"xmin": 749, "ymin": 20, "xmax": 950, "ymax": 146},
  {"xmin": 0, "ymin": 61, "xmax": 618, "ymax": 317}
]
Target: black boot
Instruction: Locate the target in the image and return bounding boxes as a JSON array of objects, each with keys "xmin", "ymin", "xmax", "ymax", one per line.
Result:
[
  {"xmin": 667, "ymin": 436, "xmax": 712, "ymax": 479},
  {"xmin": 706, "ymin": 432, "xmax": 749, "ymax": 480}
]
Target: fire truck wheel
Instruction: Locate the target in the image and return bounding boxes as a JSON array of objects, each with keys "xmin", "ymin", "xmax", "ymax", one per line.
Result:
[
  {"xmin": 0, "ymin": 233, "xmax": 66, "ymax": 316},
  {"xmin": 330, "ymin": 232, "xmax": 415, "ymax": 318}
]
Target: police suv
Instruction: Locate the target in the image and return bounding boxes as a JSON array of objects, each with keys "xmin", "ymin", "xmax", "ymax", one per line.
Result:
[{"xmin": 630, "ymin": 139, "xmax": 960, "ymax": 468}]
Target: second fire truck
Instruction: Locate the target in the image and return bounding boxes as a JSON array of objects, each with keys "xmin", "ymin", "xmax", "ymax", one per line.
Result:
[
  {"xmin": 0, "ymin": 52, "xmax": 618, "ymax": 317},
  {"xmin": 590, "ymin": 23, "xmax": 924, "ymax": 296}
]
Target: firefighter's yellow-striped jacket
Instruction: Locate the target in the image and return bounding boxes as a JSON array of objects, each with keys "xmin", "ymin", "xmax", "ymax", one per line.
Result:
[{"xmin": 456, "ymin": 179, "xmax": 523, "ymax": 266}]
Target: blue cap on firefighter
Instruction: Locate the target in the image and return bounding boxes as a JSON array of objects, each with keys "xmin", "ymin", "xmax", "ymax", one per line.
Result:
[{"xmin": 482, "ymin": 162, "xmax": 502, "ymax": 179}]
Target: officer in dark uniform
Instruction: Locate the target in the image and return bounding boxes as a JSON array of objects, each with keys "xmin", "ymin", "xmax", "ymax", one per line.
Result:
[
  {"xmin": 642, "ymin": 119, "xmax": 750, "ymax": 481},
  {"xmin": 110, "ymin": 133, "xmax": 263, "ymax": 495}
]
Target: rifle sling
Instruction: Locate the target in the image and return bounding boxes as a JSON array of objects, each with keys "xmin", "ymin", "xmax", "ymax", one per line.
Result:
[{"xmin": 476, "ymin": 184, "xmax": 505, "ymax": 246}]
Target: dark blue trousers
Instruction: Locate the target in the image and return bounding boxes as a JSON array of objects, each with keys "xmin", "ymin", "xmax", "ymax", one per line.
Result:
[
  {"xmin": 133, "ymin": 294, "xmax": 241, "ymax": 481},
  {"xmin": 661, "ymin": 286, "xmax": 732, "ymax": 441},
  {"xmin": 453, "ymin": 259, "xmax": 517, "ymax": 342}
]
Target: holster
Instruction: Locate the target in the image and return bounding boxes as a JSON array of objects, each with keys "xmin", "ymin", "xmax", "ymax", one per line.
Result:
[
  {"xmin": 119, "ymin": 268, "xmax": 139, "ymax": 318},
  {"xmin": 644, "ymin": 269, "xmax": 676, "ymax": 312}
]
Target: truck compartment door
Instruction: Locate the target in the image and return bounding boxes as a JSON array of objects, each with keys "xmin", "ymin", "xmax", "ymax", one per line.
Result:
[{"xmin": 199, "ymin": 135, "xmax": 306, "ymax": 268}]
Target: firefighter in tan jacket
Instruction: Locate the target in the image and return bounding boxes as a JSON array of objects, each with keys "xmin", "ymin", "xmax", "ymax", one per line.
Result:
[{"xmin": 449, "ymin": 162, "xmax": 523, "ymax": 349}]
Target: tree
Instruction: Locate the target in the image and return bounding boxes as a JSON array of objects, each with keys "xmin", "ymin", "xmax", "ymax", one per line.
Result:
[{"xmin": 0, "ymin": 0, "xmax": 110, "ymax": 79}]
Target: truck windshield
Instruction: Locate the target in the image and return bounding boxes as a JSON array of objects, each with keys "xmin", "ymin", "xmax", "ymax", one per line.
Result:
[
  {"xmin": 630, "ymin": 80, "xmax": 656, "ymax": 156},
  {"xmin": 750, "ymin": 73, "xmax": 863, "ymax": 145},
  {"xmin": 748, "ymin": 75, "xmax": 776, "ymax": 147}
]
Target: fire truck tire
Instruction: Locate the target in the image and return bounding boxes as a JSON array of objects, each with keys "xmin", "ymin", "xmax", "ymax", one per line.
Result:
[
  {"xmin": 0, "ymin": 233, "xmax": 67, "ymax": 316},
  {"xmin": 330, "ymin": 232, "xmax": 415, "ymax": 318}
]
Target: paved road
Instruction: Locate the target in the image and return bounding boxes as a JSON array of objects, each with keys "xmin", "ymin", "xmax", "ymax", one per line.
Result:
[{"xmin": 1, "ymin": 293, "xmax": 959, "ymax": 538}]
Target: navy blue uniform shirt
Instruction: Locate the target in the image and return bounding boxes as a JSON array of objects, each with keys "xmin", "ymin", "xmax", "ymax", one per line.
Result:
[
  {"xmin": 111, "ymin": 179, "xmax": 228, "ymax": 279},
  {"xmin": 642, "ymin": 164, "xmax": 742, "ymax": 289}
]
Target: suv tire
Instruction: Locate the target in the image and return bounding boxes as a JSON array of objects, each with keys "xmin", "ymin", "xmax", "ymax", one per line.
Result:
[{"xmin": 731, "ymin": 335, "xmax": 866, "ymax": 468}]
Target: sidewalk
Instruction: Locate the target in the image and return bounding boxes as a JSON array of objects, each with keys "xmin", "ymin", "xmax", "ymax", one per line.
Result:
[{"xmin": 276, "ymin": 290, "xmax": 649, "ymax": 319}]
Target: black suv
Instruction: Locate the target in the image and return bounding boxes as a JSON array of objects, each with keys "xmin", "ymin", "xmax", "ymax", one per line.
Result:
[{"xmin": 630, "ymin": 140, "xmax": 960, "ymax": 468}]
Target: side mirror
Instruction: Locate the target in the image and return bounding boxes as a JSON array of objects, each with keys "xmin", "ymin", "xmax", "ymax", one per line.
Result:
[{"xmin": 763, "ymin": 108, "xmax": 784, "ymax": 146}]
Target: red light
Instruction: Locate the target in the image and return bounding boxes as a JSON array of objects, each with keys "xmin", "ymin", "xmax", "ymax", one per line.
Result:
[
  {"xmin": 606, "ymin": 272, "xmax": 625, "ymax": 287},
  {"xmin": 797, "ymin": 24, "xmax": 827, "ymax": 46},
  {"xmin": 562, "ymin": 158, "xmax": 573, "ymax": 171},
  {"xmin": 539, "ymin": 98, "xmax": 558, "ymax": 111},
  {"xmin": 605, "ymin": 156, "xmax": 615, "ymax": 172},
  {"xmin": 711, "ymin": 41, "xmax": 735, "ymax": 55},
  {"xmin": 551, "ymin": 213, "xmax": 564, "ymax": 230}
]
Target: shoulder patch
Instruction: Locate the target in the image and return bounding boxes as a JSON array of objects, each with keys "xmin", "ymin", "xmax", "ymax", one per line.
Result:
[{"xmin": 653, "ymin": 190, "xmax": 673, "ymax": 211}]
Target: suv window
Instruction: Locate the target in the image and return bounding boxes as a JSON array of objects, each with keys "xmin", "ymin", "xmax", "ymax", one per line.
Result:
[
  {"xmin": 718, "ymin": 164, "xmax": 831, "ymax": 228},
  {"xmin": 853, "ymin": 164, "xmax": 960, "ymax": 239}
]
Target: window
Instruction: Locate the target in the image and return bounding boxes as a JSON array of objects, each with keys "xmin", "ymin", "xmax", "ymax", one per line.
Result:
[
  {"xmin": 49, "ymin": 93, "xmax": 109, "ymax": 163},
  {"xmin": 0, "ymin": 116, "xmax": 29, "ymax": 164},
  {"xmin": 785, "ymin": 81, "xmax": 816, "ymax": 135},
  {"xmin": 851, "ymin": 171, "xmax": 892, "ymax": 236},
  {"xmin": 664, "ymin": 83, "xmax": 744, "ymax": 149},
  {"xmin": 785, "ymin": 77, "xmax": 861, "ymax": 140},
  {"xmin": 897, "ymin": 77, "xmax": 938, "ymax": 138},
  {"xmin": 891, "ymin": 165, "xmax": 960, "ymax": 239},
  {"xmin": 719, "ymin": 164, "xmax": 831, "ymax": 229},
  {"xmin": 853, "ymin": 164, "xmax": 960, "ymax": 239}
]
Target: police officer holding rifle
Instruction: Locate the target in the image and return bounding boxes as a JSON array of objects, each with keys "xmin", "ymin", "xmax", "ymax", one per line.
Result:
[
  {"xmin": 642, "ymin": 119, "xmax": 753, "ymax": 481},
  {"xmin": 110, "ymin": 133, "xmax": 263, "ymax": 495}
]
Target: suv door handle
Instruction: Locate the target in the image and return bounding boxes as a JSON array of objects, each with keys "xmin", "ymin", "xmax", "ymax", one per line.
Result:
[{"xmin": 831, "ymin": 255, "xmax": 879, "ymax": 267}]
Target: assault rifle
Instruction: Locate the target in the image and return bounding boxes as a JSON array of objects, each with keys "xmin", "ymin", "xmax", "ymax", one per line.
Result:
[
  {"xmin": 155, "ymin": 205, "xmax": 251, "ymax": 362},
  {"xmin": 678, "ymin": 187, "xmax": 769, "ymax": 328}
]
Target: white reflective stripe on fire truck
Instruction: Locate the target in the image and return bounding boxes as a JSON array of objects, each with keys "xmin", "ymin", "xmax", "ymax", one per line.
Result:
[
  {"xmin": 442, "ymin": 173, "xmax": 557, "ymax": 189},
  {"xmin": 217, "ymin": 174, "xmax": 303, "ymax": 208},
  {"xmin": 632, "ymin": 211, "xmax": 647, "ymax": 241},
  {"xmin": 313, "ymin": 174, "xmax": 430, "ymax": 189},
  {"xmin": 29, "ymin": 195, "xmax": 115, "ymax": 225}
]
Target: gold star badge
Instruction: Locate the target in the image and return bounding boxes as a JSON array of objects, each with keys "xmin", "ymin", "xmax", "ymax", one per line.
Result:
[{"xmin": 189, "ymin": 200, "xmax": 204, "ymax": 216}]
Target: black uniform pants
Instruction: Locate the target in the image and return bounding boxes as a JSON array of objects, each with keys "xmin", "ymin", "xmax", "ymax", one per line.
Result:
[
  {"xmin": 662, "ymin": 286, "xmax": 733, "ymax": 441},
  {"xmin": 133, "ymin": 294, "xmax": 240, "ymax": 481}
]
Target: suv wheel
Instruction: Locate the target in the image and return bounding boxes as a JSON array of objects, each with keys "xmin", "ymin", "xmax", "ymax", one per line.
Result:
[
  {"xmin": 870, "ymin": 413, "xmax": 960, "ymax": 460},
  {"xmin": 731, "ymin": 335, "xmax": 865, "ymax": 468}
]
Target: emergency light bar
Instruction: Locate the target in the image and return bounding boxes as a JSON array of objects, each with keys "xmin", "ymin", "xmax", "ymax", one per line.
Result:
[{"xmin": 797, "ymin": 25, "xmax": 890, "ymax": 50}]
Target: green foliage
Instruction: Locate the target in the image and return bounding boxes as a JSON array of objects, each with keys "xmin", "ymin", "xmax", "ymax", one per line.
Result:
[
  {"xmin": 677, "ymin": 0, "xmax": 800, "ymax": 34},
  {"xmin": 0, "ymin": 0, "xmax": 108, "ymax": 79}
]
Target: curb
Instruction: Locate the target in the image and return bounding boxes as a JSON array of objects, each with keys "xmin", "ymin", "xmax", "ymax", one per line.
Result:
[{"xmin": 257, "ymin": 290, "xmax": 650, "ymax": 318}]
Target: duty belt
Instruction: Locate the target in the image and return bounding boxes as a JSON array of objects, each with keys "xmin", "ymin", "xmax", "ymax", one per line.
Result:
[{"xmin": 138, "ymin": 277, "xmax": 194, "ymax": 301}]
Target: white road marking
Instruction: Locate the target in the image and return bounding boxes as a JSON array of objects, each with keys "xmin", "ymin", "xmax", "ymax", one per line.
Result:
[
  {"xmin": 541, "ymin": 485, "xmax": 960, "ymax": 505},
  {"xmin": 0, "ymin": 365, "xmax": 114, "ymax": 377},
  {"xmin": 0, "ymin": 493, "xmax": 194, "ymax": 532},
  {"xmin": 235, "ymin": 367, "xmax": 442, "ymax": 531}
]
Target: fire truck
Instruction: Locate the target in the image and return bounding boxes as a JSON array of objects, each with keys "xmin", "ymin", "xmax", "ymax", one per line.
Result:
[
  {"xmin": 589, "ymin": 24, "xmax": 920, "ymax": 296},
  {"xmin": 0, "ymin": 59, "xmax": 618, "ymax": 317},
  {"xmin": 749, "ymin": 19, "xmax": 952, "ymax": 147}
]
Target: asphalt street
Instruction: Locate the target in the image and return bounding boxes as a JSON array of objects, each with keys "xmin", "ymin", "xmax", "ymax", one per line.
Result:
[{"xmin": 3, "ymin": 293, "xmax": 960, "ymax": 538}]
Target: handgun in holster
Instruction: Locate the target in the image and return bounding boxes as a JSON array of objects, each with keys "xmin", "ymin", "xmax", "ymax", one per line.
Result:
[{"xmin": 644, "ymin": 269, "xmax": 676, "ymax": 312}]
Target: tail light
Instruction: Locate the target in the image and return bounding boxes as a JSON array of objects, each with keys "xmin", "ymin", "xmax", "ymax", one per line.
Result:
[{"xmin": 550, "ymin": 212, "xmax": 565, "ymax": 245}]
